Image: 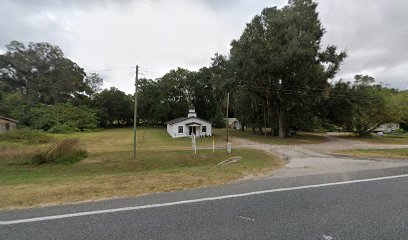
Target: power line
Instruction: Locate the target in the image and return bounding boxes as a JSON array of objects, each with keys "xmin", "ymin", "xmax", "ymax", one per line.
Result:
[{"xmin": 86, "ymin": 67, "xmax": 135, "ymax": 73}]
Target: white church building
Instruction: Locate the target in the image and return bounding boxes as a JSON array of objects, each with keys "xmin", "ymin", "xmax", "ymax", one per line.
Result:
[{"xmin": 164, "ymin": 105, "xmax": 212, "ymax": 138}]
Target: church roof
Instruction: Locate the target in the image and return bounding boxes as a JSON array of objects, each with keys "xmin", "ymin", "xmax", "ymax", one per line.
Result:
[
  {"xmin": 189, "ymin": 104, "xmax": 195, "ymax": 110},
  {"xmin": 164, "ymin": 116, "xmax": 211, "ymax": 125},
  {"xmin": 164, "ymin": 117, "xmax": 188, "ymax": 125}
]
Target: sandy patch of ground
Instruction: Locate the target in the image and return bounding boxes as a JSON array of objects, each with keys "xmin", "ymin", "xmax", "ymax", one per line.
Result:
[{"xmin": 229, "ymin": 134, "xmax": 408, "ymax": 178}]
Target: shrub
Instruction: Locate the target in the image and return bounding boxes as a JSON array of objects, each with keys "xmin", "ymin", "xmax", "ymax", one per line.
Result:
[
  {"xmin": 48, "ymin": 124, "xmax": 78, "ymax": 134},
  {"xmin": 393, "ymin": 128, "xmax": 406, "ymax": 135},
  {"xmin": 24, "ymin": 103, "xmax": 99, "ymax": 132},
  {"xmin": 31, "ymin": 138, "xmax": 87, "ymax": 164},
  {"xmin": 322, "ymin": 122, "xmax": 340, "ymax": 132},
  {"xmin": 0, "ymin": 129, "xmax": 53, "ymax": 144}
]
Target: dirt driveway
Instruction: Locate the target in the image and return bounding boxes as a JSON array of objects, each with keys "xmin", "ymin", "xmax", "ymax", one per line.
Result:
[{"xmin": 230, "ymin": 134, "xmax": 408, "ymax": 178}]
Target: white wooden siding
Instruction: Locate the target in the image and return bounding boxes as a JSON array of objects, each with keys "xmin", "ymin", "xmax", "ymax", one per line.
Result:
[{"xmin": 167, "ymin": 118, "xmax": 212, "ymax": 138}]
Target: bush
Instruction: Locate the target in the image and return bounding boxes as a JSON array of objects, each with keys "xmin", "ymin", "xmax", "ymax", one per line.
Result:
[
  {"xmin": 0, "ymin": 129, "xmax": 53, "ymax": 144},
  {"xmin": 322, "ymin": 122, "xmax": 340, "ymax": 132},
  {"xmin": 23, "ymin": 103, "xmax": 99, "ymax": 132},
  {"xmin": 48, "ymin": 124, "xmax": 78, "ymax": 134},
  {"xmin": 31, "ymin": 138, "xmax": 87, "ymax": 164},
  {"xmin": 393, "ymin": 128, "xmax": 406, "ymax": 134}
]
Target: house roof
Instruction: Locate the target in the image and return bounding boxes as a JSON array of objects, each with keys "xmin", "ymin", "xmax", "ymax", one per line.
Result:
[
  {"xmin": 0, "ymin": 115, "xmax": 19, "ymax": 123},
  {"xmin": 165, "ymin": 116, "xmax": 211, "ymax": 125}
]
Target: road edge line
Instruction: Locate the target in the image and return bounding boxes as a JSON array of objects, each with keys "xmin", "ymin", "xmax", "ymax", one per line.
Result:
[{"xmin": 2, "ymin": 173, "xmax": 408, "ymax": 225}]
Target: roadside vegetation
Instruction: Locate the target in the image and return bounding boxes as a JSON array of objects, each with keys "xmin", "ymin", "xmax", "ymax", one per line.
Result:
[
  {"xmin": 339, "ymin": 133, "xmax": 408, "ymax": 145},
  {"xmin": 0, "ymin": 128, "xmax": 283, "ymax": 209},
  {"xmin": 228, "ymin": 129, "xmax": 327, "ymax": 145},
  {"xmin": 339, "ymin": 148, "xmax": 408, "ymax": 159},
  {"xmin": 0, "ymin": 128, "xmax": 53, "ymax": 144}
]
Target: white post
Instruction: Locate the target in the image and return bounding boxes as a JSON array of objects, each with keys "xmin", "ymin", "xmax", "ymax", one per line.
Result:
[
  {"xmin": 227, "ymin": 143, "xmax": 232, "ymax": 154},
  {"xmin": 192, "ymin": 135, "xmax": 197, "ymax": 154},
  {"xmin": 212, "ymin": 135, "xmax": 215, "ymax": 153}
]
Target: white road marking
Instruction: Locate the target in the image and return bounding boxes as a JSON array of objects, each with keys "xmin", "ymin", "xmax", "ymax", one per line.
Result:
[
  {"xmin": 1, "ymin": 173, "xmax": 408, "ymax": 225},
  {"xmin": 238, "ymin": 216, "xmax": 255, "ymax": 222},
  {"xmin": 323, "ymin": 235, "xmax": 334, "ymax": 240}
]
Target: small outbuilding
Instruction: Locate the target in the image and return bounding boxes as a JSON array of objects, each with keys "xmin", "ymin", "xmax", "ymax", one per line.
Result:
[
  {"xmin": 165, "ymin": 105, "xmax": 212, "ymax": 138},
  {"xmin": 0, "ymin": 115, "xmax": 18, "ymax": 133}
]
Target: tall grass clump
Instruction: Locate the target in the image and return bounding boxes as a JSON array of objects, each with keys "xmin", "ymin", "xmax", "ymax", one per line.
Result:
[
  {"xmin": 32, "ymin": 138, "xmax": 87, "ymax": 164},
  {"xmin": 0, "ymin": 129, "xmax": 53, "ymax": 144}
]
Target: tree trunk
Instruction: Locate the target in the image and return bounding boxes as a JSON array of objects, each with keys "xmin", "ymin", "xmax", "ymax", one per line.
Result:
[
  {"xmin": 278, "ymin": 112, "xmax": 285, "ymax": 138},
  {"xmin": 285, "ymin": 127, "xmax": 291, "ymax": 137}
]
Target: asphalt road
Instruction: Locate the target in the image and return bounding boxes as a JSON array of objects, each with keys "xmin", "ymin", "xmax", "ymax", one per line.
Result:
[{"xmin": 2, "ymin": 166, "xmax": 408, "ymax": 240}]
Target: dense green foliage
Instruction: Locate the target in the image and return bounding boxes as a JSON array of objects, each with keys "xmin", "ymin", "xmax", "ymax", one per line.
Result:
[
  {"xmin": 0, "ymin": 41, "xmax": 93, "ymax": 104},
  {"xmin": 92, "ymin": 87, "xmax": 134, "ymax": 127},
  {"xmin": 325, "ymin": 75, "xmax": 401, "ymax": 136},
  {"xmin": 0, "ymin": 41, "xmax": 102, "ymax": 132},
  {"xmin": 229, "ymin": 0, "xmax": 346, "ymax": 137},
  {"xmin": 0, "ymin": 92, "xmax": 99, "ymax": 132}
]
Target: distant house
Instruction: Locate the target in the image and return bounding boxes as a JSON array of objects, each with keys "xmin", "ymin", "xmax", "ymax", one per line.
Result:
[
  {"xmin": 374, "ymin": 123, "xmax": 400, "ymax": 133},
  {"xmin": 165, "ymin": 105, "xmax": 212, "ymax": 138},
  {"xmin": 0, "ymin": 116, "xmax": 18, "ymax": 133}
]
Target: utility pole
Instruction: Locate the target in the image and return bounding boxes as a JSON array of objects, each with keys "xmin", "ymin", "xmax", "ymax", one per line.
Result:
[
  {"xmin": 226, "ymin": 92, "xmax": 232, "ymax": 153},
  {"xmin": 264, "ymin": 106, "xmax": 267, "ymax": 137},
  {"xmin": 133, "ymin": 65, "xmax": 139, "ymax": 160},
  {"xmin": 226, "ymin": 92, "xmax": 230, "ymax": 144}
]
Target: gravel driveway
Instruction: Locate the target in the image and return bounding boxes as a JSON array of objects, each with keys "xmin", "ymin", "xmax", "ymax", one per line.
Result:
[{"xmin": 230, "ymin": 133, "xmax": 408, "ymax": 178}]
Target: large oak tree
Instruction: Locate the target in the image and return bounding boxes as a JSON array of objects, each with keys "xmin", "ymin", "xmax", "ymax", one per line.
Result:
[{"xmin": 230, "ymin": 0, "xmax": 346, "ymax": 137}]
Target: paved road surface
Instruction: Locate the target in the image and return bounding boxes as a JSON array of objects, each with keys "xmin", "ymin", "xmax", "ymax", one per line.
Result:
[{"xmin": 2, "ymin": 166, "xmax": 408, "ymax": 240}]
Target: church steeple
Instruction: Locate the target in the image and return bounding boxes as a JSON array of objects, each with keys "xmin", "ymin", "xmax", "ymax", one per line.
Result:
[{"xmin": 188, "ymin": 104, "xmax": 197, "ymax": 118}]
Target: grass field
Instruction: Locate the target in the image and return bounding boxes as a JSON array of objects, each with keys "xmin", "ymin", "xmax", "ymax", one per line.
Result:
[
  {"xmin": 227, "ymin": 129, "xmax": 328, "ymax": 145},
  {"xmin": 0, "ymin": 127, "xmax": 283, "ymax": 209},
  {"xmin": 339, "ymin": 148, "xmax": 408, "ymax": 159},
  {"xmin": 339, "ymin": 133, "xmax": 408, "ymax": 145}
]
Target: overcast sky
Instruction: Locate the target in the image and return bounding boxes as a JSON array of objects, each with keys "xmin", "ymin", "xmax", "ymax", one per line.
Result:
[{"xmin": 1, "ymin": 0, "xmax": 407, "ymax": 92}]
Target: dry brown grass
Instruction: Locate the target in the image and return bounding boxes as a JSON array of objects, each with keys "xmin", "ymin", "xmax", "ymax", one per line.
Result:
[
  {"xmin": 0, "ymin": 127, "xmax": 283, "ymax": 209},
  {"xmin": 31, "ymin": 138, "xmax": 87, "ymax": 164},
  {"xmin": 0, "ymin": 144, "xmax": 39, "ymax": 162},
  {"xmin": 339, "ymin": 148, "xmax": 408, "ymax": 159},
  {"xmin": 338, "ymin": 133, "xmax": 408, "ymax": 145},
  {"xmin": 0, "ymin": 161, "xmax": 284, "ymax": 209}
]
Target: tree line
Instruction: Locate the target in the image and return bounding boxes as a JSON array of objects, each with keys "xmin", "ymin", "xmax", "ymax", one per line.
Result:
[{"xmin": 1, "ymin": 0, "xmax": 407, "ymax": 136}]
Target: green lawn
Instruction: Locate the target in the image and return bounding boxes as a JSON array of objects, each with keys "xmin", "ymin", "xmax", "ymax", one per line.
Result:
[
  {"xmin": 0, "ymin": 127, "xmax": 283, "ymax": 209},
  {"xmin": 339, "ymin": 148, "xmax": 408, "ymax": 159}
]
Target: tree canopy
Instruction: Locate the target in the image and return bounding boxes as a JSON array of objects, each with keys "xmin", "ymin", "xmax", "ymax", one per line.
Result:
[
  {"xmin": 1, "ymin": 0, "xmax": 406, "ymax": 136},
  {"xmin": 0, "ymin": 41, "xmax": 102, "ymax": 105},
  {"xmin": 229, "ymin": 0, "xmax": 346, "ymax": 137}
]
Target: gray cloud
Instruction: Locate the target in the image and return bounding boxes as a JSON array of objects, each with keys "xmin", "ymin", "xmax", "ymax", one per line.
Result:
[
  {"xmin": 1, "ymin": 0, "xmax": 407, "ymax": 92},
  {"xmin": 318, "ymin": 0, "xmax": 408, "ymax": 89}
]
